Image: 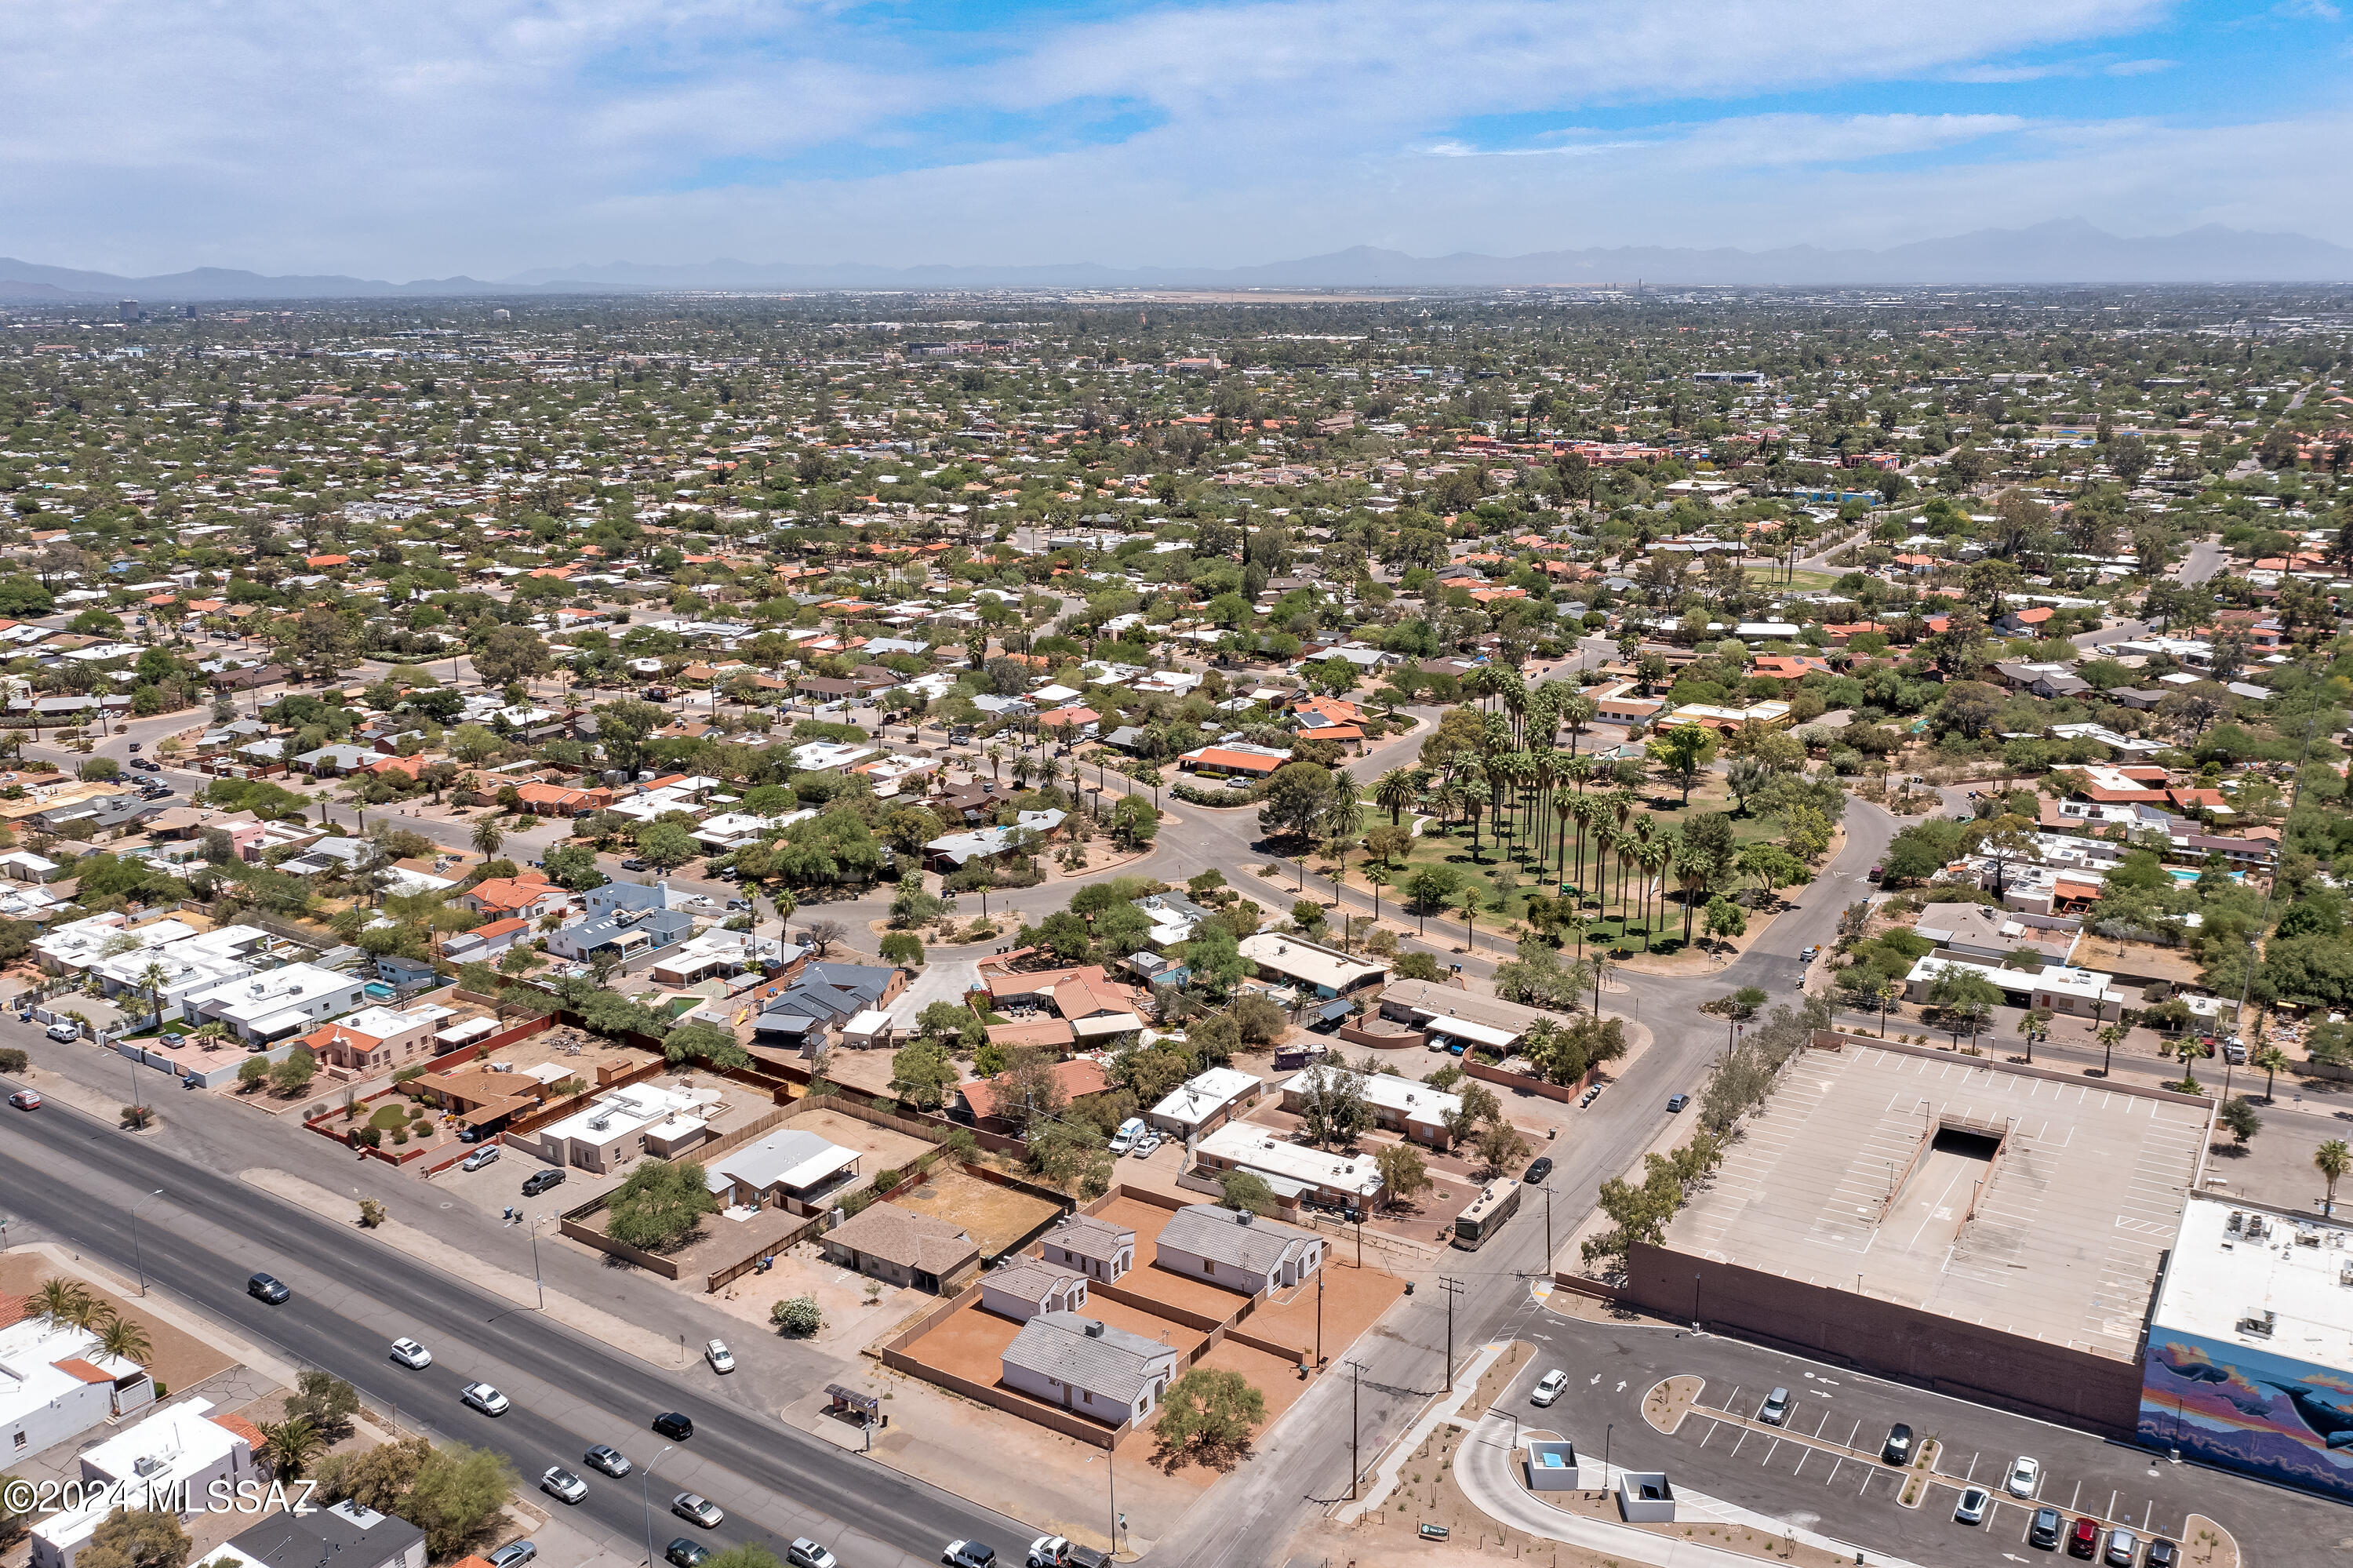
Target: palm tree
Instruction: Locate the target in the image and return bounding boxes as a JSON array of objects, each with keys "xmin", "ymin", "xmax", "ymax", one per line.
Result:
[
  {"xmin": 1373, "ymin": 768, "xmax": 1420, "ymax": 826},
  {"xmin": 2253, "ymin": 1043, "xmax": 2289, "ymax": 1103},
  {"xmin": 1457, "ymin": 886, "xmax": 1482, "ymax": 951},
  {"xmin": 1636, "ymin": 835, "xmax": 1673, "ymax": 950},
  {"xmin": 93, "ymin": 1311, "xmax": 152, "ymax": 1366},
  {"xmin": 1365, "ymin": 864, "xmax": 1391, "ymax": 926},
  {"xmin": 471, "ymin": 818, "xmax": 504, "ymax": 859},
  {"xmin": 30, "ymin": 1278, "xmax": 100, "ymax": 1330},
  {"xmin": 1322, "ymin": 772, "xmax": 1364, "ymax": 842},
  {"xmin": 136, "ymin": 961, "xmax": 172, "ymax": 1029},
  {"xmin": 2318, "ymin": 1139, "xmax": 2351, "ymax": 1217},
  {"xmin": 2095, "ymin": 1023, "xmax": 2123, "ymax": 1077},
  {"xmin": 1463, "ymin": 793, "xmax": 1487, "ymax": 860},
  {"xmin": 256, "ymin": 1415, "xmax": 326, "ymax": 1480},
  {"xmin": 1561, "ymin": 693, "xmax": 1598, "ymax": 755},
  {"xmin": 1552, "ymin": 795, "xmax": 1575, "ymax": 891},
  {"xmin": 1675, "ymin": 843, "xmax": 1712, "ymax": 946}
]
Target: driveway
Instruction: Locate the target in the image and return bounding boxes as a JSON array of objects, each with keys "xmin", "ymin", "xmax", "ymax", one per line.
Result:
[{"xmin": 887, "ymin": 955, "xmax": 980, "ymax": 1028}]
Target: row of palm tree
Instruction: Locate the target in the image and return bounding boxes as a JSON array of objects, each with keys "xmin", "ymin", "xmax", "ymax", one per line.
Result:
[{"xmin": 27, "ymin": 1279, "xmax": 154, "ymax": 1365}]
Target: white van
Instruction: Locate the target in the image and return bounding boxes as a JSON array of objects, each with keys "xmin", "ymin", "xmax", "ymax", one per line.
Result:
[{"xmin": 1108, "ymin": 1117, "xmax": 1147, "ymax": 1155}]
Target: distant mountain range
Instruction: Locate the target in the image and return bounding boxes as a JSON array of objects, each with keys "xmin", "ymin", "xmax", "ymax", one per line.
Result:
[{"xmin": 5, "ymin": 220, "xmax": 2351, "ymax": 301}]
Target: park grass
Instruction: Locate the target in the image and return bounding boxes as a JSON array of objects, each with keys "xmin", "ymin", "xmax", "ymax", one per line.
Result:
[
  {"xmin": 1344, "ymin": 770, "xmax": 1786, "ymax": 952},
  {"xmin": 1740, "ymin": 566, "xmax": 1848, "ymax": 592}
]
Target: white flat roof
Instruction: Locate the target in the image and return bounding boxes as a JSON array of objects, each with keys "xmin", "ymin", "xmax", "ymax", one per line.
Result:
[
  {"xmin": 1237, "ymin": 933, "xmax": 1384, "ymax": 992},
  {"xmin": 1196, "ymin": 1121, "xmax": 1382, "ymax": 1197},
  {"xmin": 1285, "ymin": 1067, "xmax": 1462, "ymax": 1125},
  {"xmin": 2152, "ymin": 1195, "xmax": 2353, "ymax": 1371},
  {"xmin": 1151, "ymin": 1067, "xmax": 1262, "ymax": 1125}
]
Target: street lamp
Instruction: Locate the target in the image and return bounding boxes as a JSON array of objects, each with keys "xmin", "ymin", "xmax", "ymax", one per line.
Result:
[
  {"xmin": 639, "ymin": 1442, "xmax": 676, "ymax": 1566},
  {"xmin": 530, "ymin": 1213, "xmax": 551, "ymax": 1310},
  {"xmin": 131, "ymin": 1188, "xmax": 165, "ymax": 1295}
]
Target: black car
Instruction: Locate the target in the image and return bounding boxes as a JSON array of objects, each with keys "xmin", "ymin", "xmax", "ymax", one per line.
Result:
[
  {"xmin": 247, "ymin": 1272, "xmax": 290, "ymax": 1304},
  {"xmin": 652, "ymin": 1411, "xmax": 693, "ymax": 1440},
  {"xmin": 2143, "ymin": 1539, "xmax": 2177, "ymax": 1568},
  {"xmin": 521, "ymin": 1170, "xmax": 566, "ymax": 1197},
  {"xmin": 666, "ymin": 1541, "xmax": 710, "ymax": 1568},
  {"xmin": 2030, "ymin": 1508, "xmax": 2064, "ymax": 1549},
  {"xmin": 1881, "ymin": 1422, "xmax": 1913, "ymax": 1464},
  {"xmin": 1522, "ymin": 1156, "xmax": 1554, "ymax": 1184}
]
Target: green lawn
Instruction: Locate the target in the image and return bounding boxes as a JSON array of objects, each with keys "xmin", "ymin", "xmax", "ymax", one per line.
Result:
[{"xmin": 1741, "ymin": 567, "xmax": 1847, "ymax": 593}]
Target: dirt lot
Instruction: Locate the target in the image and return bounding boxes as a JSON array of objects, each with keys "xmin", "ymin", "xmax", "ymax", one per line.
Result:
[
  {"xmin": 901, "ymin": 1291, "xmax": 1207, "ymax": 1392},
  {"xmin": 702, "ymin": 1235, "xmax": 915, "ymax": 1352},
  {"xmin": 1249, "ymin": 1255, "xmax": 1408, "ymax": 1365},
  {"xmin": 790, "ymin": 1105, "xmax": 935, "ymax": 1175},
  {"xmin": 0, "ymin": 1252, "xmax": 235, "ymax": 1397},
  {"xmin": 889, "ymin": 1165, "xmax": 1060, "ymax": 1257}
]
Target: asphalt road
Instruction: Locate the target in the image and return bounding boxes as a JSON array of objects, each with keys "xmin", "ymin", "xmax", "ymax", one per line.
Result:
[{"xmin": 0, "ymin": 1091, "xmax": 1025, "ymax": 1568}]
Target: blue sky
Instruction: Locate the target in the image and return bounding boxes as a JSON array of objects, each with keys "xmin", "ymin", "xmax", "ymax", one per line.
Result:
[{"xmin": 5, "ymin": 0, "xmax": 2349, "ymax": 276}]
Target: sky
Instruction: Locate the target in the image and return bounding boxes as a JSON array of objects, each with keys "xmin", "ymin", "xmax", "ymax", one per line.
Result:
[{"xmin": 6, "ymin": 0, "xmax": 2351, "ymax": 278}]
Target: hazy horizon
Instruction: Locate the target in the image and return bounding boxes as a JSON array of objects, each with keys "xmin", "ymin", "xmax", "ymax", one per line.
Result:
[{"xmin": 9, "ymin": 0, "xmax": 2351, "ymax": 279}]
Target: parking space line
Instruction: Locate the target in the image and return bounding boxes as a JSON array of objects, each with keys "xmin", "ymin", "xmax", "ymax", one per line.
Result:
[
  {"xmin": 1964, "ymin": 1452, "xmax": 1978, "ymax": 1483},
  {"xmin": 2069, "ymin": 1481, "xmax": 2082, "ymax": 1511},
  {"xmin": 2108, "ymin": 1490, "xmax": 2118, "ymax": 1519},
  {"xmin": 1698, "ymin": 1419, "xmax": 1720, "ymax": 1447},
  {"xmin": 1857, "ymin": 1467, "xmax": 1872, "ymax": 1498},
  {"xmin": 1729, "ymin": 1426, "xmax": 1748, "ymax": 1457},
  {"xmin": 1824, "ymin": 1452, "xmax": 1844, "ymax": 1487},
  {"xmin": 1791, "ymin": 1446, "xmax": 1808, "ymax": 1478},
  {"xmin": 1760, "ymin": 1437, "xmax": 1780, "ymax": 1466}
]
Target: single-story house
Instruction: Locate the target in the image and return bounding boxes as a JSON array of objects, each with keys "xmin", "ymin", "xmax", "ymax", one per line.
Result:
[
  {"xmin": 704, "ymin": 1128, "xmax": 860, "ymax": 1213},
  {"xmin": 1151, "ymin": 1202, "xmax": 1323, "ymax": 1294},
  {"xmin": 999, "ymin": 1310, "xmax": 1178, "ymax": 1428},
  {"xmin": 979, "ymin": 1257, "xmax": 1090, "ymax": 1323},
  {"xmin": 1236, "ymin": 933, "xmax": 1387, "ymax": 999},
  {"xmin": 1040, "ymin": 1214, "xmax": 1135, "ymax": 1282},
  {"xmin": 1145, "ymin": 1066, "xmax": 1265, "ymax": 1138},
  {"xmin": 821, "ymin": 1201, "xmax": 980, "ymax": 1293}
]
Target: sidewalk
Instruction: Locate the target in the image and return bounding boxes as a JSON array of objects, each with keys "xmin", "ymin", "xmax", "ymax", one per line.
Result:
[
  {"xmin": 1451, "ymin": 1410, "xmax": 1926, "ymax": 1568},
  {"xmin": 1333, "ymin": 1340, "xmax": 1509, "ymax": 1523}
]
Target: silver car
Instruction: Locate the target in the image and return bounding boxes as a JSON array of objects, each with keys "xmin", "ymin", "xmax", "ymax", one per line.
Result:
[{"xmin": 671, "ymin": 1493, "xmax": 723, "ymax": 1530}]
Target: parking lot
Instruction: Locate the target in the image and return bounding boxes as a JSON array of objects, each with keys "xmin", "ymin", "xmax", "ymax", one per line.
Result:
[{"xmin": 1490, "ymin": 1298, "xmax": 2346, "ymax": 1568}]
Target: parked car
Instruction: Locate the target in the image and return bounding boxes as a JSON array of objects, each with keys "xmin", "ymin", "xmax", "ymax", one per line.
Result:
[
  {"xmin": 942, "ymin": 1544, "xmax": 996, "ymax": 1568},
  {"xmin": 1955, "ymin": 1486, "xmax": 1991, "ymax": 1526},
  {"xmin": 460, "ymin": 1383, "xmax": 511, "ymax": 1417},
  {"xmin": 2029, "ymin": 1507, "xmax": 2064, "ymax": 1549},
  {"xmin": 671, "ymin": 1494, "xmax": 722, "ymax": 1530},
  {"xmin": 1867, "ymin": 864, "xmax": 1884, "ymax": 882},
  {"xmin": 584, "ymin": 1445, "xmax": 631, "ymax": 1477},
  {"xmin": 1666, "ymin": 1093, "xmax": 1689, "ymax": 1113},
  {"xmin": 460, "ymin": 1146, "xmax": 502, "ymax": 1173},
  {"xmin": 665, "ymin": 1541, "xmax": 710, "ymax": 1568},
  {"xmin": 521, "ymin": 1169, "xmax": 566, "ymax": 1196},
  {"xmin": 8, "ymin": 1090, "xmax": 41, "ymax": 1111},
  {"xmin": 2143, "ymin": 1538, "xmax": 2177, "ymax": 1568},
  {"xmin": 488, "ymin": 1544, "xmax": 535, "ymax": 1568},
  {"xmin": 2007, "ymin": 1455, "xmax": 2041, "ymax": 1497},
  {"xmin": 2104, "ymin": 1529, "xmax": 2140, "ymax": 1566},
  {"xmin": 540, "ymin": 1468, "xmax": 587, "ymax": 1504},
  {"xmin": 1522, "ymin": 1155, "xmax": 1554, "ymax": 1184},
  {"xmin": 705, "ymin": 1341, "xmax": 734, "ymax": 1373},
  {"xmin": 652, "ymin": 1411, "xmax": 693, "ymax": 1440},
  {"xmin": 1027, "ymin": 1539, "xmax": 1071, "ymax": 1568},
  {"xmin": 1129, "ymin": 1132, "xmax": 1161, "ymax": 1159},
  {"xmin": 247, "ymin": 1272, "xmax": 290, "ymax": 1304},
  {"xmin": 2069, "ymin": 1516, "xmax": 2100, "ymax": 1558},
  {"xmin": 389, "ymin": 1338, "xmax": 432, "ymax": 1370},
  {"xmin": 786, "ymin": 1543, "xmax": 838, "ymax": 1568},
  {"xmin": 1530, "ymin": 1370, "xmax": 1567, "ymax": 1407},
  {"xmin": 622, "ymin": 858, "xmax": 649, "ymax": 871},
  {"xmin": 1880, "ymin": 1423, "xmax": 1913, "ymax": 1464},
  {"xmin": 1757, "ymin": 1388, "xmax": 1789, "ymax": 1427},
  {"xmin": 45, "ymin": 1021, "xmax": 78, "ymax": 1042}
]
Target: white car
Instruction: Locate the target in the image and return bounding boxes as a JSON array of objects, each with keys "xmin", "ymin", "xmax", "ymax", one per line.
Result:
[
  {"xmin": 705, "ymin": 1340, "xmax": 734, "ymax": 1373},
  {"xmin": 460, "ymin": 1382, "xmax": 510, "ymax": 1416},
  {"xmin": 1027, "ymin": 1538, "xmax": 1071, "ymax": 1567},
  {"xmin": 1529, "ymin": 1369, "xmax": 1568, "ymax": 1407},
  {"xmin": 1954, "ymin": 1486, "xmax": 1991, "ymax": 1526},
  {"xmin": 2006, "ymin": 1455, "xmax": 2040, "ymax": 1498},
  {"xmin": 540, "ymin": 1468, "xmax": 587, "ymax": 1504},
  {"xmin": 389, "ymin": 1337, "xmax": 432, "ymax": 1370},
  {"xmin": 786, "ymin": 1543, "xmax": 837, "ymax": 1568}
]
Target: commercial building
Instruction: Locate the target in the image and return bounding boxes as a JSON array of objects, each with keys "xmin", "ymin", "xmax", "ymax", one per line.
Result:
[
  {"xmin": 2140, "ymin": 1195, "xmax": 2353, "ymax": 1501},
  {"xmin": 1618, "ymin": 1031, "xmax": 2209, "ymax": 1433},
  {"xmin": 206, "ymin": 1498, "xmax": 427, "ymax": 1568}
]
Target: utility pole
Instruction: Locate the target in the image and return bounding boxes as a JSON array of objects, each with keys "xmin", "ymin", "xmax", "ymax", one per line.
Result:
[
  {"xmin": 1438, "ymin": 1276, "xmax": 1465, "ymax": 1390},
  {"xmin": 1345, "ymin": 1358, "xmax": 1369, "ymax": 1500},
  {"xmin": 1315, "ymin": 1268, "xmax": 1324, "ymax": 1366},
  {"xmin": 1544, "ymin": 1187, "xmax": 1554, "ymax": 1263}
]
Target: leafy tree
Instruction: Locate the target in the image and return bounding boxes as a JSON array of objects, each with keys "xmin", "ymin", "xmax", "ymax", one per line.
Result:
[
  {"xmin": 1257, "ymin": 761, "xmax": 1337, "ymax": 842},
  {"xmin": 635, "ymin": 819, "xmax": 700, "ymax": 870},
  {"xmin": 236, "ymin": 1055, "xmax": 271, "ymax": 1093},
  {"xmin": 2218, "ymin": 1096, "xmax": 2262, "ymax": 1148},
  {"xmin": 660, "ymin": 1022, "xmax": 747, "ymax": 1070},
  {"xmin": 541, "ymin": 843, "xmax": 606, "ymax": 890},
  {"xmin": 770, "ymin": 1296, "xmax": 823, "ymax": 1336},
  {"xmin": 1924, "ymin": 968, "xmax": 2002, "ymax": 1048},
  {"xmin": 403, "ymin": 1442, "xmax": 518, "ymax": 1560},
  {"xmin": 1029, "ymin": 1118, "xmax": 1112, "ymax": 1197},
  {"xmin": 472, "ymin": 625, "xmax": 555, "ymax": 688},
  {"xmin": 78, "ymin": 1509, "xmax": 190, "ymax": 1568},
  {"xmin": 605, "ymin": 1159, "xmax": 718, "ymax": 1251},
  {"xmin": 1704, "ymin": 895, "xmax": 1747, "ymax": 947},
  {"xmin": 1374, "ymin": 1143, "xmax": 1431, "ymax": 1210},
  {"xmin": 268, "ymin": 1046, "xmax": 317, "ymax": 1097},
  {"xmin": 993, "ymin": 1046, "xmax": 1071, "ymax": 1140},
  {"xmin": 1184, "ymin": 921, "xmax": 1247, "ymax": 994},
  {"xmin": 887, "ymin": 1039, "xmax": 959, "ymax": 1111},
  {"xmin": 285, "ymin": 1370, "xmax": 362, "ymax": 1439},
  {"xmin": 1293, "ymin": 1064, "xmax": 1370, "ymax": 1148},
  {"xmin": 1646, "ymin": 726, "xmax": 1717, "ymax": 805},
  {"xmin": 1155, "ymin": 1367, "xmax": 1267, "ymax": 1471},
  {"xmin": 1474, "ymin": 1120, "xmax": 1529, "ymax": 1178},
  {"xmin": 878, "ymin": 932, "xmax": 925, "ymax": 967},
  {"xmin": 1231, "ymin": 993, "xmax": 1286, "ymax": 1045},
  {"xmin": 1217, "ymin": 1170, "xmax": 1275, "ymax": 1217},
  {"xmin": 1443, "ymin": 1079, "xmax": 1504, "ymax": 1144},
  {"xmin": 916, "ymin": 999, "xmax": 985, "ymax": 1053}
]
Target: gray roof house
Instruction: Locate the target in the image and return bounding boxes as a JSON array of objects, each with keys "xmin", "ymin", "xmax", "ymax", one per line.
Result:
[
  {"xmin": 704, "ymin": 1127, "xmax": 861, "ymax": 1213},
  {"xmin": 980, "ymin": 1257, "xmax": 1090, "ymax": 1322},
  {"xmin": 753, "ymin": 962, "xmax": 903, "ymax": 1050},
  {"xmin": 1152, "ymin": 1203, "xmax": 1322, "ymax": 1294},
  {"xmin": 1040, "ymin": 1213, "xmax": 1135, "ymax": 1281},
  {"xmin": 999, "ymin": 1310, "xmax": 1178, "ymax": 1427},
  {"xmin": 922, "ymin": 809, "xmax": 1067, "ymax": 872},
  {"xmin": 545, "ymin": 905, "xmax": 693, "ymax": 962},
  {"xmin": 219, "ymin": 1499, "xmax": 426, "ymax": 1568},
  {"xmin": 293, "ymin": 744, "xmax": 382, "ymax": 775}
]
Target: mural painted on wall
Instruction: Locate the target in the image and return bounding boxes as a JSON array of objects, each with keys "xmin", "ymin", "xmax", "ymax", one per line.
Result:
[{"xmin": 2142, "ymin": 1330, "xmax": 2353, "ymax": 1501}]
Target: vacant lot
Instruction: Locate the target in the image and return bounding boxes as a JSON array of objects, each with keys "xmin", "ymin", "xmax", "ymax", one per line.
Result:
[
  {"xmin": 892, "ymin": 1165, "xmax": 1062, "ymax": 1257},
  {"xmin": 791, "ymin": 1104, "xmax": 935, "ymax": 1173}
]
